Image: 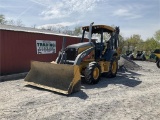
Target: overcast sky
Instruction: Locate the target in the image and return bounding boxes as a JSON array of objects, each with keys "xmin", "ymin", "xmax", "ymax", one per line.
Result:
[{"xmin": 0, "ymin": 0, "xmax": 160, "ymax": 40}]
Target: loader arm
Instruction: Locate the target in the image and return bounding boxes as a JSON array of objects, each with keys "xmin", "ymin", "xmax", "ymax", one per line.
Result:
[{"xmin": 74, "ymin": 47, "xmax": 95, "ymax": 65}]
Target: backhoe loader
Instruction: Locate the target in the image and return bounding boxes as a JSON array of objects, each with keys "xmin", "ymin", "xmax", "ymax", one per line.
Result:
[
  {"xmin": 153, "ymin": 49, "xmax": 160, "ymax": 68},
  {"xmin": 25, "ymin": 22, "xmax": 120, "ymax": 94}
]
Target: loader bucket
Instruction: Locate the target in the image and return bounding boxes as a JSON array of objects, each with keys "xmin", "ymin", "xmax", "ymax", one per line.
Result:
[{"xmin": 24, "ymin": 61, "xmax": 81, "ymax": 95}]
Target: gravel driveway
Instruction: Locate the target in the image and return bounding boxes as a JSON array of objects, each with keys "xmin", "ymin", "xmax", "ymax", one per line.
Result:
[{"xmin": 0, "ymin": 61, "xmax": 160, "ymax": 120}]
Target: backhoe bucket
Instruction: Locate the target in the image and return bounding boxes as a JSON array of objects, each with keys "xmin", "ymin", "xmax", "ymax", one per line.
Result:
[{"xmin": 24, "ymin": 61, "xmax": 81, "ymax": 95}]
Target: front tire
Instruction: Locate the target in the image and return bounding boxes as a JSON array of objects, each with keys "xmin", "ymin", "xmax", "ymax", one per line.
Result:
[{"xmin": 84, "ymin": 62, "xmax": 101, "ymax": 84}]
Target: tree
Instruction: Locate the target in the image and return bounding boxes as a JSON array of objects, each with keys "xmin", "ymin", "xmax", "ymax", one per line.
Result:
[
  {"xmin": 0, "ymin": 14, "xmax": 7, "ymax": 24},
  {"xmin": 144, "ymin": 37, "xmax": 159, "ymax": 52},
  {"xmin": 124, "ymin": 34, "xmax": 144, "ymax": 52},
  {"xmin": 73, "ymin": 26, "xmax": 82, "ymax": 36},
  {"xmin": 116, "ymin": 34, "xmax": 126, "ymax": 54},
  {"xmin": 0, "ymin": 14, "xmax": 25, "ymax": 27},
  {"xmin": 154, "ymin": 30, "xmax": 160, "ymax": 42},
  {"xmin": 31, "ymin": 24, "xmax": 36, "ymax": 28},
  {"xmin": 128, "ymin": 34, "xmax": 143, "ymax": 47},
  {"xmin": 7, "ymin": 19, "xmax": 15, "ymax": 25},
  {"xmin": 16, "ymin": 19, "xmax": 25, "ymax": 27},
  {"xmin": 117, "ymin": 34, "xmax": 124, "ymax": 51}
]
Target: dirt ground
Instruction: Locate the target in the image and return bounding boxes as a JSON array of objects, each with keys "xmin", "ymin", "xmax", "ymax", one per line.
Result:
[{"xmin": 0, "ymin": 61, "xmax": 160, "ymax": 120}]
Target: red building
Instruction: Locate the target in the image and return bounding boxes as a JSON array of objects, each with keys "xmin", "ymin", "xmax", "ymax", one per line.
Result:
[{"xmin": 0, "ymin": 25, "xmax": 83, "ymax": 75}]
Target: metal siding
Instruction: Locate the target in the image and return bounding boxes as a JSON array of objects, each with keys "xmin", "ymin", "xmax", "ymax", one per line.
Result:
[{"xmin": 0, "ymin": 30, "xmax": 81, "ymax": 75}]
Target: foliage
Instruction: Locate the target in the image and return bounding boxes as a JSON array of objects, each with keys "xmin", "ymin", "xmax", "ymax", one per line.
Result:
[
  {"xmin": 154, "ymin": 30, "xmax": 160, "ymax": 42},
  {"xmin": 73, "ymin": 26, "xmax": 82, "ymax": 36},
  {"xmin": 1, "ymin": 14, "xmax": 160, "ymax": 54},
  {"xmin": 0, "ymin": 14, "xmax": 24, "ymax": 27},
  {"xmin": 126, "ymin": 34, "xmax": 143, "ymax": 48},
  {"xmin": 121, "ymin": 32, "xmax": 160, "ymax": 55},
  {"xmin": 118, "ymin": 34, "xmax": 125, "ymax": 53},
  {"xmin": 144, "ymin": 37, "xmax": 159, "ymax": 51},
  {"xmin": 0, "ymin": 14, "xmax": 7, "ymax": 24}
]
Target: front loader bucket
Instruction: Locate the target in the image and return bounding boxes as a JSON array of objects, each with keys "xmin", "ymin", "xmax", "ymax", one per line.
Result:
[{"xmin": 24, "ymin": 61, "xmax": 81, "ymax": 95}]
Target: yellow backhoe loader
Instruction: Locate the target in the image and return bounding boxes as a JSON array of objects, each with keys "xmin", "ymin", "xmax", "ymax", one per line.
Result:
[
  {"xmin": 25, "ymin": 22, "xmax": 120, "ymax": 94},
  {"xmin": 153, "ymin": 49, "xmax": 160, "ymax": 68}
]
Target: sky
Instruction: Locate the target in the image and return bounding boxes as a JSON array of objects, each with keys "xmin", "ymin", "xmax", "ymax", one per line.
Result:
[{"xmin": 0, "ymin": 0, "xmax": 160, "ymax": 40}]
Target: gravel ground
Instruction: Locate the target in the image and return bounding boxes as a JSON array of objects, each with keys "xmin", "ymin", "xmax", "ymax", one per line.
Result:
[{"xmin": 0, "ymin": 61, "xmax": 160, "ymax": 120}]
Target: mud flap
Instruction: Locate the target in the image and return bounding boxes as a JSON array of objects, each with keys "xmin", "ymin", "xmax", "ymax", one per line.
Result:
[{"xmin": 24, "ymin": 61, "xmax": 81, "ymax": 95}]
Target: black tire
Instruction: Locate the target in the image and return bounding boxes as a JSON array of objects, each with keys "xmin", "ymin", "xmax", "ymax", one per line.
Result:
[
  {"xmin": 142, "ymin": 55, "xmax": 146, "ymax": 61},
  {"xmin": 84, "ymin": 62, "xmax": 101, "ymax": 84},
  {"xmin": 130, "ymin": 55, "xmax": 134, "ymax": 60},
  {"xmin": 156, "ymin": 57, "xmax": 159, "ymax": 63},
  {"xmin": 107, "ymin": 60, "xmax": 118, "ymax": 78},
  {"xmin": 156, "ymin": 60, "xmax": 160, "ymax": 68}
]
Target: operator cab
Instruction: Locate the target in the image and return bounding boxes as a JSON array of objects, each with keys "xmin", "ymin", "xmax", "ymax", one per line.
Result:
[{"xmin": 81, "ymin": 25, "xmax": 119, "ymax": 60}]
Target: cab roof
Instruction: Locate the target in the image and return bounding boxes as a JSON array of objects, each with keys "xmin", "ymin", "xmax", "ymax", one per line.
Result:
[{"xmin": 82, "ymin": 25, "xmax": 115, "ymax": 33}]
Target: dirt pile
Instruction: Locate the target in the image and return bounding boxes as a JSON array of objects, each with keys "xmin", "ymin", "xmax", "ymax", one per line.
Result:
[{"xmin": 118, "ymin": 55, "xmax": 141, "ymax": 70}]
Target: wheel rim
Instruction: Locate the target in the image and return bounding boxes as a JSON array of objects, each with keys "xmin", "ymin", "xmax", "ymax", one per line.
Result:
[
  {"xmin": 111, "ymin": 61, "xmax": 117, "ymax": 74},
  {"xmin": 93, "ymin": 67, "xmax": 99, "ymax": 79}
]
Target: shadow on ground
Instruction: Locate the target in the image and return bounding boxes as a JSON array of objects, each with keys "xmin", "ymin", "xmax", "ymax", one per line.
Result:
[
  {"xmin": 25, "ymin": 70, "xmax": 142, "ymax": 100},
  {"xmin": 70, "ymin": 70, "xmax": 142, "ymax": 99},
  {"xmin": 82, "ymin": 70, "xmax": 142, "ymax": 90}
]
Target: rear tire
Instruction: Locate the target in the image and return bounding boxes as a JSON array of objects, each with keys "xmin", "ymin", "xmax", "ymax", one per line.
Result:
[
  {"xmin": 107, "ymin": 60, "xmax": 118, "ymax": 78},
  {"xmin": 156, "ymin": 60, "xmax": 160, "ymax": 68},
  {"xmin": 84, "ymin": 62, "xmax": 101, "ymax": 84}
]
